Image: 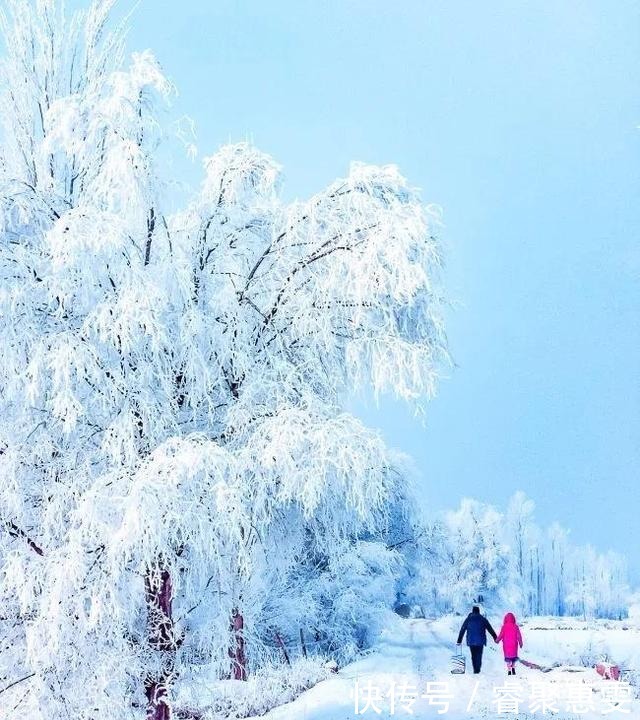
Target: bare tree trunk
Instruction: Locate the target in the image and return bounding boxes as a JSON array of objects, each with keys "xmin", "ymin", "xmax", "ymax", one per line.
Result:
[
  {"xmin": 275, "ymin": 631, "xmax": 290, "ymax": 666},
  {"xmin": 229, "ymin": 608, "xmax": 247, "ymax": 680},
  {"xmin": 299, "ymin": 628, "xmax": 307, "ymax": 659},
  {"xmin": 145, "ymin": 567, "xmax": 175, "ymax": 720}
]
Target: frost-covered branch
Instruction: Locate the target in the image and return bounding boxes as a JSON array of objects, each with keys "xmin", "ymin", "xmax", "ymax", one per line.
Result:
[
  {"xmin": 0, "ymin": 672, "xmax": 36, "ymax": 697},
  {"xmin": 3, "ymin": 520, "xmax": 44, "ymax": 556}
]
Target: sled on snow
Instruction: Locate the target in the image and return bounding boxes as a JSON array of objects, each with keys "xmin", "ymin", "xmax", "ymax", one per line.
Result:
[
  {"xmin": 520, "ymin": 659, "xmax": 622, "ymax": 680},
  {"xmin": 519, "ymin": 657, "xmax": 563, "ymax": 673}
]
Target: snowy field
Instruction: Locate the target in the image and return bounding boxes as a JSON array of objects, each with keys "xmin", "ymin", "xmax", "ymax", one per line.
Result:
[{"xmin": 249, "ymin": 615, "xmax": 640, "ymax": 720}]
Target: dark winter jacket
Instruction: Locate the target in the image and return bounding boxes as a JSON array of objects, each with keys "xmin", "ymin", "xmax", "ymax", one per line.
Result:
[{"xmin": 457, "ymin": 611, "xmax": 497, "ymax": 647}]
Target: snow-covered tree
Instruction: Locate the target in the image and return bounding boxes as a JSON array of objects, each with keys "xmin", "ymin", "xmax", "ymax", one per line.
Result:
[
  {"xmin": 546, "ymin": 522, "xmax": 569, "ymax": 616},
  {"xmin": 395, "ymin": 519, "xmax": 452, "ymax": 615},
  {"xmin": 505, "ymin": 491, "xmax": 536, "ymax": 602},
  {"xmin": 566, "ymin": 546, "xmax": 600, "ymax": 620},
  {"xmin": 439, "ymin": 499, "xmax": 514, "ymax": 612},
  {"xmin": 0, "ymin": 2, "xmax": 447, "ymax": 718}
]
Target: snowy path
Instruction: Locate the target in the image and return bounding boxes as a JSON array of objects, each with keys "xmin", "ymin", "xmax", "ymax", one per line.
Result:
[{"xmin": 254, "ymin": 616, "xmax": 640, "ymax": 720}]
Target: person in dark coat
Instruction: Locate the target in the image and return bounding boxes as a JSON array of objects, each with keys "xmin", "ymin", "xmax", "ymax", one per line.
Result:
[{"xmin": 456, "ymin": 605, "xmax": 497, "ymax": 674}]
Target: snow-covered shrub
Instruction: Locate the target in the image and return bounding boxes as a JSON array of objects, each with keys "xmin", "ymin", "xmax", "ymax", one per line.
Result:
[
  {"xmin": 176, "ymin": 657, "xmax": 330, "ymax": 720},
  {"xmin": 628, "ymin": 594, "xmax": 640, "ymax": 627},
  {"xmin": 312, "ymin": 541, "xmax": 402, "ymax": 657},
  {"xmin": 252, "ymin": 533, "xmax": 405, "ymax": 668},
  {"xmin": 573, "ymin": 634, "xmax": 612, "ymax": 667},
  {"xmin": 623, "ymin": 670, "xmax": 640, "ymax": 699}
]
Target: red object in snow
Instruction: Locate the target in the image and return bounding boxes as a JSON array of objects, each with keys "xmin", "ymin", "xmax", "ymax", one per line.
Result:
[{"xmin": 596, "ymin": 662, "xmax": 621, "ymax": 681}]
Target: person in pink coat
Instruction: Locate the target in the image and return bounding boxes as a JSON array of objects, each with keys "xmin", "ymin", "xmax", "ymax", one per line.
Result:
[{"xmin": 495, "ymin": 612, "xmax": 523, "ymax": 675}]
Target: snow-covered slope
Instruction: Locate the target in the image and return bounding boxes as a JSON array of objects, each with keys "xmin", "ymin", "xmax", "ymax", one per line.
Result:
[{"xmin": 251, "ymin": 615, "xmax": 640, "ymax": 720}]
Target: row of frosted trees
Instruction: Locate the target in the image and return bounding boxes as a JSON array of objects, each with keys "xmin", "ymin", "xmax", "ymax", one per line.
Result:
[
  {"xmin": 401, "ymin": 492, "xmax": 630, "ymax": 620},
  {"xmin": 0, "ymin": 2, "xmax": 447, "ymax": 719}
]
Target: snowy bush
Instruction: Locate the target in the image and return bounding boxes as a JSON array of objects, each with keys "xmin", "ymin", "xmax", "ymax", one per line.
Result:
[
  {"xmin": 574, "ymin": 635, "xmax": 613, "ymax": 667},
  {"xmin": 175, "ymin": 657, "xmax": 331, "ymax": 720}
]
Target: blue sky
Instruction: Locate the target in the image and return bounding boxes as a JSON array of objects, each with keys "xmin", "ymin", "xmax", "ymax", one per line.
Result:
[{"xmin": 125, "ymin": 1, "xmax": 639, "ymax": 579}]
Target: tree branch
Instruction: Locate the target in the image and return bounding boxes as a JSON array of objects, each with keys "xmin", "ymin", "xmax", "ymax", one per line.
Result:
[
  {"xmin": 0, "ymin": 673, "xmax": 36, "ymax": 697},
  {"xmin": 144, "ymin": 207, "xmax": 156, "ymax": 266},
  {"xmin": 4, "ymin": 520, "xmax": 44, "ymax": 556}
]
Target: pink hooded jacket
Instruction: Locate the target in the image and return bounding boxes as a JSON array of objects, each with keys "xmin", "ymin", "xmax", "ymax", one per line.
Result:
[{"xmin": 496, "ymin": 612, "xmax": 523, "ymax": 658}]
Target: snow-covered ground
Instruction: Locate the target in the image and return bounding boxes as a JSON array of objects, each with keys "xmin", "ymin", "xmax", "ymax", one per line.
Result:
[{"xmin": 251, "ymin": 615, "xmax": 640, "ymax": 720}]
